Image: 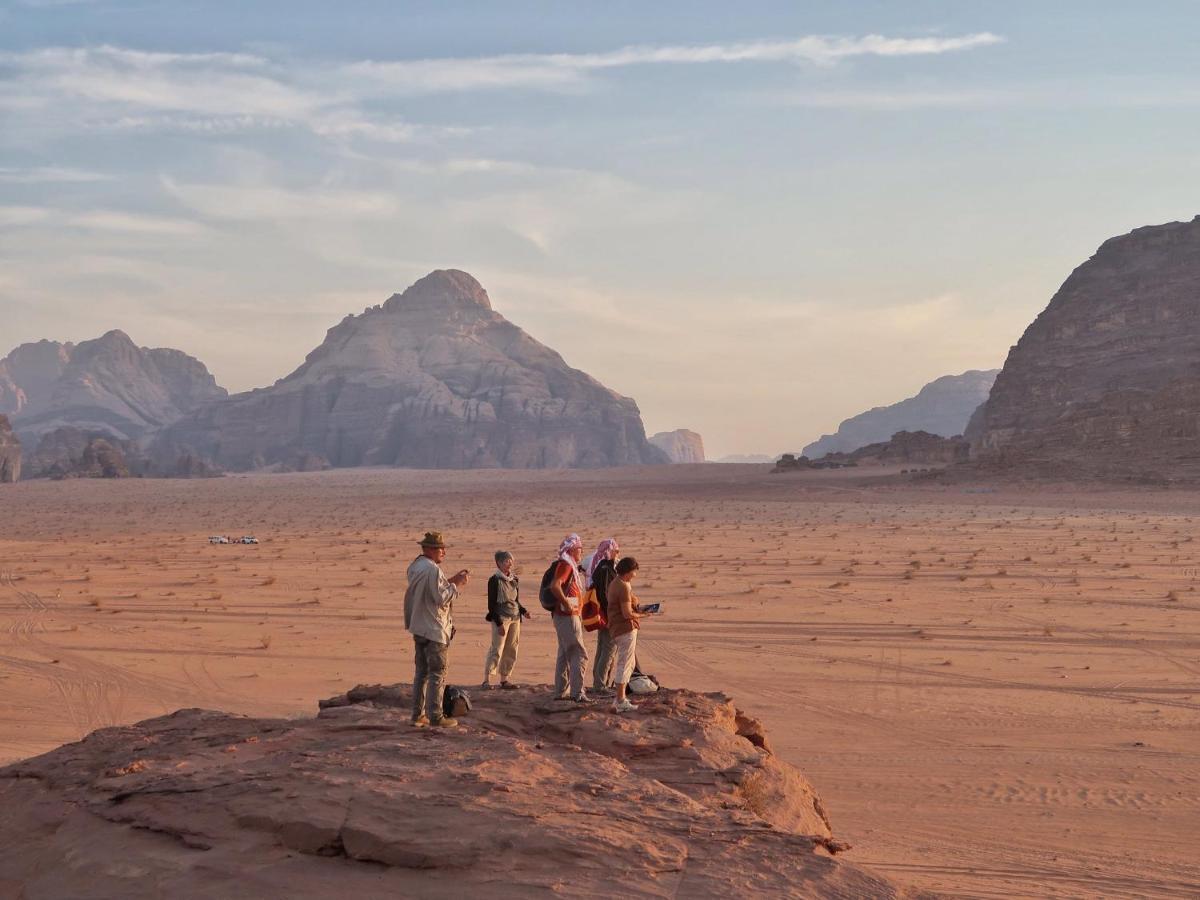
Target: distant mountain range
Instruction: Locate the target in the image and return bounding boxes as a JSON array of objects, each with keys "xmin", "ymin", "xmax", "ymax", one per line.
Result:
[
  {"xmin": 2, "ymin": 271, "xmax": 670, "ymax": 476},
  {"xmin": 802, "ymin": 369, "xmax": 998, "ymax": 459},
  {"xmin": 0, "ymin": 331, "xmax": 226, "ymax": 444}
]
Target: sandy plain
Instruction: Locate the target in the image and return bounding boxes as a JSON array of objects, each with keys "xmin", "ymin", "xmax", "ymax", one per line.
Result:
[{"xmin": 0, "ymin": 465, "xmax": 1197, "ymax": 898}]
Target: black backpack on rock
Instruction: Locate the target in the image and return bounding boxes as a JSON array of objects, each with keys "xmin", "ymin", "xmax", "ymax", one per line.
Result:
[{"xmin": 443, "ymin": 686, "xmax": 471, "ymax": 718}]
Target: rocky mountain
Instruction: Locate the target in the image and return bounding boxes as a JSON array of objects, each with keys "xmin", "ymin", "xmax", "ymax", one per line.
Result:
[
  {"xmin": 0, "ymin": 415, "xmax": 20, "ymax": 483},
  {"xmin": 0, "ymin": 684, "xmax": 911, "ymax": 897},
  {"xmin": 967, "ymin": 216, "xmax": 1200, "ymax": 481},
  {"xmin": 803, "ymin": 369, "xmax": 998, "ymax": 458},
  {"xmin": 649, "ymin": 428, "xmax": 706, "ymax": 463},
  {"xmin": 155, "ymin": 270, "xmax": 669, "ymax": 470},
  {"xmin": 0, "ymin": 331, "xmax": 227, "ymax": 444}
]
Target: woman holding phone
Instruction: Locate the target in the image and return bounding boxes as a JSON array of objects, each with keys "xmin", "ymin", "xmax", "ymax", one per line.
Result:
[{"xmin": 606, "ymin": 556, "xmax": 645, "ymax": 713}]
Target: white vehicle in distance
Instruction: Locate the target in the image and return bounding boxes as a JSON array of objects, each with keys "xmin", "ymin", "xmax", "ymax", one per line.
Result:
[
  {"xmin": 208, "ymin": 535, "xmax": 230, "ymax": 544},
  {"xmin": 239, "ymin": 536, "xmax": 259, "ymax": 545}
]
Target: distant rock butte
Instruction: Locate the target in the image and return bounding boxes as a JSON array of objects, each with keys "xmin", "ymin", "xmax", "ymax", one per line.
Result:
[
  {"xmin": 968, "ymin": 216, "xmax": 1200, "ymax": 482},
  {"xmin": 0, "ymin": 685, "xmax": 916, "ymax": 898},
  {"xmin": 803, "ymin": 369, "xmax": 998, "ymax": 459},
  {"xmin": 778, "ymin": 430, "xmax": 969, "ymax": 473},
  {"xmin": 649, "ymin": 428, "xmax": 706, "ymax": 463},
  {"xmin": 156, "ymin": 270, "xmax": 669, "ymax": 470},
  {"xmin": 0, "ymin": 415, "xmax": 20, "ymax": 483},
  {"xmin": 0, "ymin": 331, "xmax": 226, "ymax": 444}
]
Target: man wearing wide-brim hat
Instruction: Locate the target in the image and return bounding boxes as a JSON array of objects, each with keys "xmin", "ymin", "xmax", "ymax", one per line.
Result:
[{"xmin": 404, "ymin": 531, "xmax": 470, "ymax": 727}]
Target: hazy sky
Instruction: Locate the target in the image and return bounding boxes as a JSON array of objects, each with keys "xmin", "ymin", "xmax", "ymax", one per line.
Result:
[{"xmin": 3, "ymin": 2, "xmax": 1200, "ymax": 457}]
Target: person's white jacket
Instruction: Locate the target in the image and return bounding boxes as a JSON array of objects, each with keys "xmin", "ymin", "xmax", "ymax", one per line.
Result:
[{"xmin": 404, "ymin": 556, "xmax": 458, "ymax": 644}]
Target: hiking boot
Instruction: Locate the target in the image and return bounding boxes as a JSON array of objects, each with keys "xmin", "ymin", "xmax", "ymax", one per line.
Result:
[
  {"xmin": 500, "ymin": 682, "xmax": 518, "ymax": 690},
  {"xmin": 572, "ymin": 692, "xmax": 592, "ymax": 704},
  {"xmin": 612, "ymin": 699, "xmax": 638, "ymax": 713},
  {"xmin": 430, "ymin": 716, "xmax": 458, "ymax": 728},
  {"xmin": 410, "ymin": 716, "xmax": 430, "ymax": 728}
]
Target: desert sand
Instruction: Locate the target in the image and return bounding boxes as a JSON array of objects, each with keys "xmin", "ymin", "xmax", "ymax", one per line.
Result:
[{"xmin": 1, "ymin": 465, "xmax": 1198, "ymax": 897}]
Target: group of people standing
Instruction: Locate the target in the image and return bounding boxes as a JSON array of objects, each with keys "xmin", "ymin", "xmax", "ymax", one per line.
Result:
[{"xmin": 403, "ymin": 530, "xmax": 649, "ymax": 728}]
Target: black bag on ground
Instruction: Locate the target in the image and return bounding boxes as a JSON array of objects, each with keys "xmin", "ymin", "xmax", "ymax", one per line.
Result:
[
  {"xmin": 538, "ymin": 561, "xmax": 561, "ymax": 611},
  {"xmin": 443, "ymin": 686, "xmax": 471, "ymax": 718}
]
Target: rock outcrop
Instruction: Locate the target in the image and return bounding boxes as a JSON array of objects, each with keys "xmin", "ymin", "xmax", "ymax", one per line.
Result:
[
  {"xmin": 155, "ymin": 270, "xmax": 669, "ymax": 471},
  {"xmin": 649, "ymin": 428, "xmax": 706, "ymax": 463},
  {"xmin": 26, "ymin": 427, "xmax": 135, "ymax": 479},
  {"xmin": 0, "ymin": 685, "xmax": 915, "ymax": 898},
  {"xmin": 804, "ymin": 370, "xmax": 998, "ymax": 458},
  {"xmin": 967, "ymin": 217, "xmax": 1200, "ymax": 481},
  {"xmin": 0, "ymin": 415, "xmax": 20, "ymax": 483},
  {"xmin": 777, "ymin": 430, "xmax": 969, "ymax": 473},
  {"xmin": 0, "ymin": 332, "xmax": 226, "ymax": 444}
]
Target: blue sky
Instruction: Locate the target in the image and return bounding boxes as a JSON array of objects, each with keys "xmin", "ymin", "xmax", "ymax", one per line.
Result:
[{"xmin": 3, "ymin": 2, "xmax": 1200, "ymax": 456}]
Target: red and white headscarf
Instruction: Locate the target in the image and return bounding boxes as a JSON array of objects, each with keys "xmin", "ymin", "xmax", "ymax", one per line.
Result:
[
  {"xmin": 586, "ymin": 538, "xmax": 619, "ymax": 588},
  {"xmin": 558, "ymin": 533, "xmax": 584, "ymax": 594}
]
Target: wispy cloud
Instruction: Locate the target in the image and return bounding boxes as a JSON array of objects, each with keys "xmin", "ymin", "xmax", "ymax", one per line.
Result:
[
  {"xmin": 346, "ymin": 33, "xmax": 1004, "ymax": 94},
  {"xmin": 0, "ymin": 203, "xmax": 206, "ymax": 235},
  {"xmin": 0, "ymin": 33, "xmax": 1005, "ymax": 147},
  {"xmin": 0, "ymin": 166, "xmax": 114, "ymax": 183},
  {"xmin": 160, "ymin": 176, "xmax": 399, "ymax": 222}
]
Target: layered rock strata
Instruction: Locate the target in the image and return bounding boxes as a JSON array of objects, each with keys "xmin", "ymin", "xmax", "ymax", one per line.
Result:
[
  {"xmin": 0, "ymin": 685, "xmax": 917, "ymax": 898},
  {"xmin": 156, "ymin": 270, "xmax": 669, "ymax": 470},
  {"xmin": 649, "ymin": 428, "xmax": 706, "ymax": 463},
  {"xmin": 968, "ymin": 216, "xmax": 1200, "ymax": 481}
]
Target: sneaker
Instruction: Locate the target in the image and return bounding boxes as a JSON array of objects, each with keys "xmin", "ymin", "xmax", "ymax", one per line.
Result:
[
  {"xmin": 500, "ymin": 682, "xmax": 518, "ymax": 690},
  {"xmin": 410, "ymin": 716, "xmax": 430, "ymax": 728},
  {"xmin": 430, "ymin": 717, "xmax": 458, "ymax": 728},
  {"xmin": 612, "ymin": 699, "xmax": 637, "ymax": 713},
  {"xmin": 572, "ymin": 692, "xmax": 592, "ymax": 704}
]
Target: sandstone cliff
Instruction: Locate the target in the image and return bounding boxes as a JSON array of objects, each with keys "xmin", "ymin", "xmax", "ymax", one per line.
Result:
[
  {"xmin": 0, "ymin": 331, "xmax": 227, "ymax": 443},
  {"xmin": 0, "ymin": 415, "xmax": 20, "ymax": 483},
  {"xmin": 156, "ymin": 270, "xmax": 669, "ymax": 470},
  {"xmin": 804, "ymin": 370, "xmax": 998, "ymax": 458},
  {"xmin": 967, "ymin": 217, "xmax": 1200, "ymax": 481},
  {"xmin": 0, "ymin": 685, "xmax": 917, "ymax": 898},
  {"xmin": 649, "ymin": 428, "xmax": 706, "ymax": 463}
]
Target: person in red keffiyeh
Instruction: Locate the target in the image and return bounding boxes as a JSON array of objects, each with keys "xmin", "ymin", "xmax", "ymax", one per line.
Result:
[{"xmin": 549, "ymin": 533, "xmax": 590, "ymax": 702}]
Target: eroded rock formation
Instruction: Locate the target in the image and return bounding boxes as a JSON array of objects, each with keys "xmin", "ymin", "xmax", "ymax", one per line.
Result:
[
  {"xmin": 777, "ymin": 430, "xmax": 969, "ymax": 472},
  {"xmin": 0, "ymin": 685, "xmax": 914, "ymax": 898},
  {"xmin": 156, "ymin": 270, "xmax": 669, "ymax": 470},
  {"xmin": 967, "ymin": 217, "xmax": 1200, "ymax": 481},
  {"xmin": 0, "ymin": 415, "xmax": 20, "ymax": 483},
  {"xmin": 649, "ymin": 428, "xmax": 706, "ymax": 463},
  {"xmin": 804, "ymin": 370, "xmax": 998, "ymax": 458},
  {"xmin": 0, "ymin": 331, "xmax": 226, "ymax": 444}
]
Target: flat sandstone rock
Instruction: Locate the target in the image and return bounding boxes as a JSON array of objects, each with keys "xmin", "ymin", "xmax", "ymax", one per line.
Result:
[{"xmin": 0, "ymin": 685, "xmax": 921, "ymax": 898}]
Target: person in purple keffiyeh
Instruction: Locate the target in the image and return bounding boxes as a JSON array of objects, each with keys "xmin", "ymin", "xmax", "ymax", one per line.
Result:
[{"xmin": 587, "ymin": 538, "xmax": 621, "ymax": 694}]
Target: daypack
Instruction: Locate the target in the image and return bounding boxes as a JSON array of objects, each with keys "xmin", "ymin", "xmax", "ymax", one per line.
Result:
[
  {"xmin": 442, "ymin": 686, "xmax": 472, "ymax": 718},
  {"xmin": 538, "ymin": 561, "xmax": 562, "ymax": 611}
]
